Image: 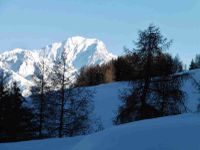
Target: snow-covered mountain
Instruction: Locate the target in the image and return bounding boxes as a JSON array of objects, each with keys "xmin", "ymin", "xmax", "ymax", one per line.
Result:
[{"xmin": 0, "ymin": 36, "xmax": 116, "ymax": 96}]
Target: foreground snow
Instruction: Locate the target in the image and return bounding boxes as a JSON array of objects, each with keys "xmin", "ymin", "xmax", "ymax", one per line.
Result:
[{"xmin": 1, "ymin": 113, "xmax": 200, "ymax": 150}]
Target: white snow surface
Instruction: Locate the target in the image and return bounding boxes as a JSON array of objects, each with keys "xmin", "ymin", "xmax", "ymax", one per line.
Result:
[
  {"xmin": 0, "ymin": 36, "xmax": 116, "ymax": 96},
  {"xmin": 0, "ymin": 113, "xmax": 200, "ymax": 150}
]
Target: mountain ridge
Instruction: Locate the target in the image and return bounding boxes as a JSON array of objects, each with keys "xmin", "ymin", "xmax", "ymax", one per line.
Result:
[{"xmin": 0, "ymin": 36, "xmax": 116, "ymax": 96}]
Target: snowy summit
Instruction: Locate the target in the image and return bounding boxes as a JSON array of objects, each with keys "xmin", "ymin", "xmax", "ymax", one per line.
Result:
[{"xmin": 0, "ymin": 36, "xmax": 116, "ymax": 96}]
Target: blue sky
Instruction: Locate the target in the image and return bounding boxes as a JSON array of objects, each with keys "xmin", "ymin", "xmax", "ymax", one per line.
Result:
[{"xmin": 0, "ymin": 0, "xmax": 200, "ymax": 65}]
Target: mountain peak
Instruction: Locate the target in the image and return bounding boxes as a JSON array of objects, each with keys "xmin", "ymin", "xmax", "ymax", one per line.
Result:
[
  {"xmin": 0, "ymin": 36, "xmax": 116, "ymax": 96},
  {"xmin": 68, "ymin": 36, "xmax": 87, "ymax": 42}
]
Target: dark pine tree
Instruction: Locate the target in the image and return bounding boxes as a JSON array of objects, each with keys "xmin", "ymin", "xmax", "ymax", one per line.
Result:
[
  {"xmin": 51, "ymin": 54, "xmax": 101, "ymax": 137},
  {"xmin": 151, "ymin": 54, "xmax": 187, "ymax": 115},
  {"xmin": 189, "ymin": 54, "xmax": 200, "ymax": 70},
  {"xmin": 50, "ymin": 52, "xmax": 71, "ymax": 138},
  {"xmin": 0, "ymin": 69, "xmax": 10, "ymax": 139},
  {"xmin": 114, "ymin": 25, "xmax": 186, "ymax": 125},
  {"xmin": 31, "ymin": 56, "xmax": 50, "ymax": 138},
  {"xmin": 0, "ymin": 82, "xmax": 36, "ymax": 142},
  {"xmin": 189, "ymin": 59, "xmax": 196, "ymax": 70},
  {"xmin": 63, "ymin": 86, "xmax": 98, "ymax": 137}
]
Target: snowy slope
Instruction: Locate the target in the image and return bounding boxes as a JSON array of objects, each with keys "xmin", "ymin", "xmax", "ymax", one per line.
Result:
[
  {"xmin": 73, "ymin": 113, "xmax": 200, "ymax": 150},
  {"xmin": 182, "ymin": 69, "xmax": 200, "ymax": 111},
  {"xmin": 0, "ymin": 36, "xmax": 116, "ymax": 96},
  {"xmin": 88, "ymin": 82, "xmax": 129, "ymax": 128},
  {"xmin": 1, "ymin": 113, "xmax": 200, "ymax": 150},
  {"xmin": 1, "ymin": 70, "xmax": 200, "ymax": 149},
  {"xmin": 87, "ymin": 69, "xmax": 200, "ymax": 128}
]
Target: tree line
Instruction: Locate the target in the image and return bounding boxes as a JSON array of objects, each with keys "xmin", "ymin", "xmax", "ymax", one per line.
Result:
[
  {"xmin": 0, "ymin": 52, "xmax": 102, "ymax": 142},
  {"xmin": 75, "ymin": 49, "xmax": 183, "ymax": 87},
  {"xmin": 189, "ymin": 54, "xmax": 200, "ymax": 70}
]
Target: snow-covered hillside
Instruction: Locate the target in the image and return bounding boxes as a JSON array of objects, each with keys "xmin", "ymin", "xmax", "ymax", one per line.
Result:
[
  {"xmin": 1, "ymin": 69, "xmax": 200, "ymax": 149},
  {"xmin": 0, "ymin": 36, "xmax": 116, "ymax": 96},
  {"xmin": 89, "ymin": 69, "xmax": 200, "ymax": 128},
  {"xmin": 1, "ymin": 113, "xmax": 199, "ymax": 150}
]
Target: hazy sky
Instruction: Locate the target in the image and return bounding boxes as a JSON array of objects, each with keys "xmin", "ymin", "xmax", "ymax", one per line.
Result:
[{"xmin": 0, "ymin": 0, "xmax": 200, "ymax": 65}]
